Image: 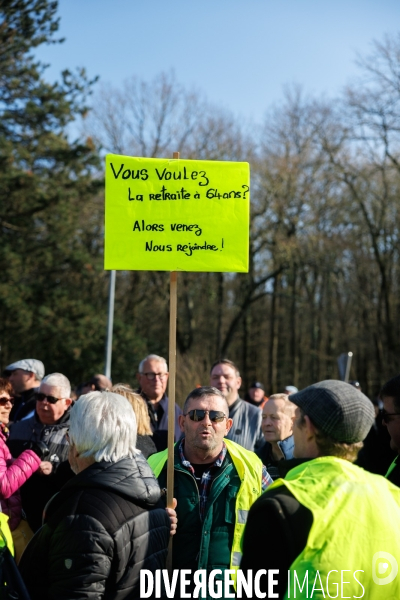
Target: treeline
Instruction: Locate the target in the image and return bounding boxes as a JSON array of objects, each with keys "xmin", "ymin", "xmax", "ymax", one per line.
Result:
[{"xmin": 1, "ymin": 1, "xmax": 400, "ymax": 400}]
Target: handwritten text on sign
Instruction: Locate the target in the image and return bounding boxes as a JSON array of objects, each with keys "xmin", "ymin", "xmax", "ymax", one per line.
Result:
[{"xmin": 105, "ymin": 155, "xmax": 250, "ymax": 272}]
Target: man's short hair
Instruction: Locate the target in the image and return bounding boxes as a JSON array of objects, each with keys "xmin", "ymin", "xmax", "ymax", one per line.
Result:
[
  {"xmin": 267, "ymin": 393, "xmax": 296, "ymax": 416},
  {"xmin": 138, "ymin": 354, "xmax": 168, "ymax": 374},
  {"xmin": 296, "ymin": 408, "xmax": 363, "ymax": 463},
  {"xmin": 210, "ymin": 358, "xmax": 240, "ymax": 377},
  {"xmin": 90, "ymin": 374, "xmax": 112, "ymax": 391},
  {"xmin": 70, "ymin": 391, "xmax": 138, "ymax": 462},
  {"xmin": 380, "ymin": 374, "xmax": 400, "ymax": 412},
  {"xmin": 183, "ymin": 386, "xmax": 229, "ymax": 415},
  {"xmin": 41, "ymin": 373, "xmax": 71, "ymax": 398}
]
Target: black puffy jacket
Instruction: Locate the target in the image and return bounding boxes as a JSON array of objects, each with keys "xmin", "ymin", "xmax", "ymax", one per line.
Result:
[{"xmin": 19, "ymin": 454, "xmax": 170, "ymax": 600}]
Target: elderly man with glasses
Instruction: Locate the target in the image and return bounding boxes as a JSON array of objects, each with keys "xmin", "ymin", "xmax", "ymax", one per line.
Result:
[
  {"xmin": 137, "ymin": 353, "xmax": 182, "ymax": 451},
  {"xmin": 149, "ymin": 386, "xmax": 272, "ymax": 598},
  {"xmin": 7, "ymin": 372, "xmax": 73, "ymax": 531}
]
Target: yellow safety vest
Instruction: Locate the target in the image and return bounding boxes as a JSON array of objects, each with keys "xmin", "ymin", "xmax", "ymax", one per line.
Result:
[
  {"xmin": 148, "ymin": 438, "xmax": 263, "ymax": 582},
  {"xmin": 386, "ymin": 455, "xmax": 398, "ymax": 479},
  {"xmin": 270, "ymin": 456, "xmax": 400, "ymax": 599},
  {"xmin": 0, "ymin": 513, "xmax": 14, "ymax": 556}
]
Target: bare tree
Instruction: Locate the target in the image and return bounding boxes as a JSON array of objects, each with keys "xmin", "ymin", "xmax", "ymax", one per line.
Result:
[{"xmin": 345, "ymin": 34, "xmax": 400, "ymax": 172}]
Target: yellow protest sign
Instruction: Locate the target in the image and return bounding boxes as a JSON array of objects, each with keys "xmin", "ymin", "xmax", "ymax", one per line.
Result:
[{"xmin": 105, "ymin": 155, "xmax": 249, "ymax": 272}]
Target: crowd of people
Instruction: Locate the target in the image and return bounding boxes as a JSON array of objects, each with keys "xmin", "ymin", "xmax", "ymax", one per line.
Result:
[{"xmin": 0, "ymin": 354, "xmax": 399, "ymax": 598}]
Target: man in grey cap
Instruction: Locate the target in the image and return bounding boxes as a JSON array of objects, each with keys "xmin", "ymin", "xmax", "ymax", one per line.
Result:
[
  {"xmin": 5, "ymin": 359, "xmax": 45, "ymax": 421},
  {"xmin": 241, "ymin": 380, "xmax": 400, "ymax": 599}
]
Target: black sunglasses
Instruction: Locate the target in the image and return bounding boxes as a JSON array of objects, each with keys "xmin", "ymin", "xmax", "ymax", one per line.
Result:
[
  {"xmin": 0, "ymin": 396, "xmax": 14, "ymax": 406},
  {"xmin": 35, "ymin": 392, "xmax": 63, "ymax": 405},
  {"xmin": 184, "ymin": 409, "xmax": 226, "ymax": 423},
  {"xmin": 380, "ymin": 409, "xmax": 400, "ymax": 424}
]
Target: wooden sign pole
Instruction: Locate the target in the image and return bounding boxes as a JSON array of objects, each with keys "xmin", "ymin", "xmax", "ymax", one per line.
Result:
[
  {"xmin": 167, "ymin": 268, "xmax": 177, "ymax": 506},
  {"xmin": 166, "ymin": 151, "xmax": 179, "ymax": 573}
]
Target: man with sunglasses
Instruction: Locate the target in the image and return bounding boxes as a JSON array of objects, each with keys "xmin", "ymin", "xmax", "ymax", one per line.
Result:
[
  {"xmin": 380, "ymin": 374, "xmax": 400, "ymax": 487},
  {"xmin": 7, "ymin": 372, "xmax": 73, "ymax": 531},
  {"xmin": 149, "ymin": 386, "xmax": 271, "ymax": 598},
  {"xmin": 137, "ymin": 353, "xmax": 182, "ymax": 451}
]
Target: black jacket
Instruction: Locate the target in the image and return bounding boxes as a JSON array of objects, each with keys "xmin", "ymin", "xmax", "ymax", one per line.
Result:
[
  {"xmin": 8, "ymin": 409, "xmax": 71, "ymax": 531},
  {"xmin": 241, "ymin": 477, "xmax": 313, "ymax": 599},
  {"xmin": 136, "ymin": 434, "xmax": 157, "ymax": 458},
  {"xmin": 256, "ymin": 438, "xmax": 306, "ymax": 480},
  {"xmin": 9, "ymin": 387, "xmax": 37, "ymax": 422},
  {"xmin": 356, "ymin": 417, "xmax": 396, "ymax": 475},
  {"xmin": 19, "ymin": 454, "xmax": 170, "ymax": 600}
]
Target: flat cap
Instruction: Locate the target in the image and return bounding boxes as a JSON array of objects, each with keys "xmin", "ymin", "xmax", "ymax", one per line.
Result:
[
  {"xmin": 290, "ymin": 380, "xmax": 374, "ymax": 443},
  {"xmin": 5, "ymin": 359, "xmax": 45, "ymax": 381}
]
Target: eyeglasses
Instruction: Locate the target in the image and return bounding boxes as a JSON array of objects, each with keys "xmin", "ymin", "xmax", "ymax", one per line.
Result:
[
  {"xmin": 184, "ymin": 409, "xmax": 226, "ymax": 423},
  {"xmin": 141, "ymin": 372, "xmax": 168, "ymax": 381},
  {"xmin": 381, "ymin": 410, "xmax": 400, "ymax": 424},
  {"xmin": 0, "ymin": 396, "xmax": 14, "ymax": 406},
  {"xmin": 35, "ymin": 393, "xmax": 63, "ymax": 405}
]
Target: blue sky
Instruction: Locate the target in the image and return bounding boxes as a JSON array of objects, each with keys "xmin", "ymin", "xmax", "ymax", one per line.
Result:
[{"xmin": 36, "ymin": 0, "xmax": 400, "ymax": 123}]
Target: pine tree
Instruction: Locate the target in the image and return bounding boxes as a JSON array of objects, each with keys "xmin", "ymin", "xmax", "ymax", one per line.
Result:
[{"xmin": 0, "ymin": 0, "xmax": 106, "ymax": 381}]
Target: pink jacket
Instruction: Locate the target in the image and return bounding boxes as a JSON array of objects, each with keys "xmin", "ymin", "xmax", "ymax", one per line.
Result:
[{"xmin": 0, "ymin": 429, "xmax": 41, "ymax": 530}]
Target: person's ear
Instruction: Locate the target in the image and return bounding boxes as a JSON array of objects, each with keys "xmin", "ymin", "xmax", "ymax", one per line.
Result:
[
  {"xmin": 178, "ymin": 414, "xmax": 186, "ymax": 432},
  {"xmin": 236, "ymin": 376, "xmax": 242, "ymax": 390},
  {"xmin": 225, "ymin": 417, "xmax": 233, "ymax": 434},
  {"xmin": 303, "ymin": 414, "xmax": 317, "ymax": 440},
  {"xmin": 70, "ymin": 443, "xmax": 79, "ymax": 458},
  {"xmin": 65, "ymin": 398, "xmax": 73, "ymax": 407}
]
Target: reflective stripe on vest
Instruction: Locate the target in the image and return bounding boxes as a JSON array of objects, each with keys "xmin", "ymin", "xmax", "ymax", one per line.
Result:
[
  {"xmin": 270, "ymin": 456, "xmax": 400, "ymax": 599},
  {"xmin": 237, "ymin": 509, "xmax": 248, "ymax": 524},
  {"xmin": 148, "ymin": 438, "xmax": 263, "ymax": 583}
]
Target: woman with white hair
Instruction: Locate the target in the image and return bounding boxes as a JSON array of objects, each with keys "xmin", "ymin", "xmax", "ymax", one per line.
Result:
[{"xmin": 19, "ymin": 391, "xmax": 171, "ymax": 600}]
